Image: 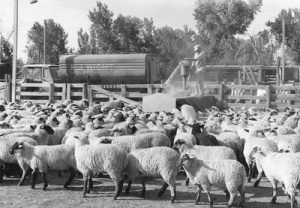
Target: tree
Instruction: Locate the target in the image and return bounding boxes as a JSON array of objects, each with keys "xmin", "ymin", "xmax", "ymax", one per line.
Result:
[
  {"xmin": 26, "ymin": 19, "xmax": 69, "ymax": 64},
  {"xmin": 0, "ymin": 35, "xmax": 13, "ymax": 64},
  {"xmin": 266, "ymin": 8, "xmax": 300, "ymax": 64},
  {"xmin": 77, "ymin": 28, "xmax": 92, "ymax": 54},
  {"xmin": 88, "ymin": 1, "xmax": 115, "ymax": 53},
  {"xmin": 194, "ymin": 0, "xmax": 262, "ymax": 63}
]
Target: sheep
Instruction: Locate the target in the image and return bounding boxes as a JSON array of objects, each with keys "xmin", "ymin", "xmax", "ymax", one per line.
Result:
[
  {"xmin": 47, "ymin": 119, "xmax": 73, "ymax": 145},
  {"xmin": 9, "ymin": 142, "xmax": 77, "ymax": 190},
  {"xmin": 242, "ymin": 128, "xmax": 278, "ymax": 183},
  {"xmin": 99, "ymin": 132, "xmax": 171, "ymax": 153},
  {"xmin": 7, "ymin": 124, "xmax": 54, "ymax": 145},
  {"xmin": 0, "ymin": 136, "xmax": 37, "ymax": 185},
  {"xmin": 249, "ymin": 147, "xmax": 300, "ymax": 208},
  {"xmin": 178, "ymin": 153, "xmax": 246, "ymax": 207},
  {"xmin": 73, "ymin": 137, "xmax": 128, "ymax": 199},
  {"xmin": 124, "ymin": 147, "xmax": 179, "ymax": 203},
  {"xmin": 0, "ymin": 124, "xmax": 36, "ymax": 137},
  {"xmin": 173, "ymin": 139, "xmax": 237, "ymax": 186},
  {"xmin": 180, "ymin": 104, "xmax": 198, "ymax": 121},
  {"xmin": 173, "ymin": 132, "xmax": 197, "ymax": 146}
]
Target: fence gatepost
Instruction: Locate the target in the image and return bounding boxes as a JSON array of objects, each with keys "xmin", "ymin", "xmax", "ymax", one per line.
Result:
[
  {"xmin": 66, "ymin": 84, "xmax": 71, "ymax": 100},
  {"xmin": 49, "ymin": 83, "xmax": 54, "ymax": 103},
  {"xmin": 147, "ymin": 84, "xmax": 153, "ymax": 94},
  {"xmin": 82, "ymin": 84, "xmax": 87, "ymax": 100},
  {"xmin": 121, "ymin": 84, "xmax": 126, "ymax": 97},
  {"xmin": 87, "ymin": 85, "xmax": 93, "ymax": 104},
  {"xmin": 4, "ymin": 74, "xmax": 11, "ymax": 102},
  {"xmin": 266, "ymin": 85, "xmax": 271, "ymax": 108},
  {"xmin": 219, "ymin": 84, "xmax": 225, "ymax": 103}
]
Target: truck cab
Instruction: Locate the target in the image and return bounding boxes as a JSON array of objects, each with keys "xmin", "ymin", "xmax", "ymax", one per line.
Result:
[{"xmin": 21, "ymin": 64, "xmax": 59, "ymax": 83}]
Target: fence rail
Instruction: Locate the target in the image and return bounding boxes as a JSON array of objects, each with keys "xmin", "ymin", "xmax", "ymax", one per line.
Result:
[{"xmin": 1, "ymin": 78, "xmax": 300, "ymax": 109}]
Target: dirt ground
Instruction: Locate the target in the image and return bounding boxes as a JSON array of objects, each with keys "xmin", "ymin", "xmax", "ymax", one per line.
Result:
[{"xmin": 0, "ymin": 171, "xmax": 297, "ymax": 208}]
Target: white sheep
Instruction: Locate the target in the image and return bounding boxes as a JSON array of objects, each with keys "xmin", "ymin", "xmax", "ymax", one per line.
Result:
[
  {"xmin": 180, "ymin": 104, "xmax": 198, "ymax": 121},
  {"xmin": 242, "ymin": 128, "xmax": 278, "ymax": 183},
  {"xmin": 7, "ymin": 124, "xmax": 54, "ymax": 145},
  {"xmin": 0, "ymin": 124, "xmax": 36, "ymax": 137},
  {"xmin": 124, "ymin": 147, "xmax": 179, "ymax": 203},
  {"xmin": 173, "ymin": 139, "xmax": 237, "ymax": 186},
  {"xmin": 249, "ymin": 147, "xmax": 300, "ymax": 208},
  {"xmin": 178, "ymin": 153, "xmax": 246, "ymax": 207},
  {"xmin": 47, "ymin": 119, "xmax": 73, "ymax": 145},
  {"xmin": 74, "ymin": 137, "xmax": 128, "ymax": 199},
  {"xmin": 9, "ymin": 142, "xmax": 77, "ymax": 190},
  {"xmin": 0, "ymin": 136, "xmax": 37, "ymax": 185},
  {"xmin": 98, "ymin": 132, "xmax": 171, "ymax": 153}
]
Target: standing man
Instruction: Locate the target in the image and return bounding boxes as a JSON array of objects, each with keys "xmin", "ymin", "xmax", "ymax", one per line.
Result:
[{"xmin": 192, "ymin": 44, "xmax": 206, "ymax": 96}]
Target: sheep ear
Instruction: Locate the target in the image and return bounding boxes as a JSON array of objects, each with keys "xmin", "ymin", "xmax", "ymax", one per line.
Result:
[
  {"xmin": 188, "ymin": 154, "xmax": 196, "ymax": 159},
  {"xmin": 18, "ymin": 142, "xmax": 24, "ymax": 149}
]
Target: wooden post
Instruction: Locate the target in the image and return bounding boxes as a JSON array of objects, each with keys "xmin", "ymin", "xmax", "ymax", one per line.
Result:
[
  {"xmin": 66, "ymin": 84, "xmax": 71, "ymax": 100},
  {"xmin": 219, "ymin": 84, "xmax": 225, "ymax": 103},
  {"xmin": 87, "ymin": 85, "xmax": 93, "ymax": 104},
  {"xmin": 4, "ymin": 74, "xmax": 12, "ymax": 102},
  {"xmin": 121, "ymin": 84, "xmax": 126, "ymax": 97},
  {"xmin": 265, "ymin": 86, "xmax": 271, "ymax": 108},
  {"xmin": 82, "ymin": 84, "xmax": 87, "ymax": 99},
  {"xmin": 147, "ymin": 84, "xmax": 153, "ymax": 94},
  {"xmin": 48, "ymin": 83, "xmax": 54, "ymax": 103},
  {"xmin": 61, "ymin": 84, "xmax": 67, "ymax": 101}
]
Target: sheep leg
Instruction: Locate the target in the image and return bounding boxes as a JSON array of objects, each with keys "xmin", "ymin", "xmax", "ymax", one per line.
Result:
[
  {"xmin": 224, "ymin": 189, "xmax": 230, "ymax": 200},
  {"xmin": 238, "ymin": 185, "xmax": 245, "ymax": 208},
  {"xmin": 291, "ymin": 194, "xmax": 296, "ymax": 208},
  {"xmin": 195, "ymin": 185, "xmax": 202, "ymax": 205},
  {"xmin": 42, "ymin": 173, "xmax": 48, "ymax": 191},
  {"xmin": 157, "ymin": 182, "xmax": 168, "ymax": 197},
  {"xmin": 206, "ymin": 191, "xmax": 213, "ymax": 208},
  {"xmin": 87, "ymin": 173, "xmax": 93, "ymax": 193},
  {"xmin": 31, "ymin": 168, "xmax": 38, "ymax": 189},
  {"xmin": 141, "ymin": 177, "xmax": 146, "ymax": 197},
  {"xmin": 185, "ymin": 177, "xmax": 190, "ymax": 186},
  {"xmin": 18, "ymin": 165, "xmax": 30, "ymax": 186},
  {"xmin": 82, "ymin": 174, "xmax": 88, "ymax": 198},
  {"xmin": 0, "ymin": 163, "xmax": 4, "ymax": 182},
  {"xmin": 125, "ymin": 180, "xmax": 132, "ymax": 194},
  {"xmin": 113, "ymin": 179, "xmax": 124, "ymax": 200},
  {"xmin": 227, "ymin": 192, "xmax": 237, "ymax": 208},
  {"xmin": 271, "ymin": 181, "xmax": 278, "ymax": 204},
  {"xmin": 169, "ymin": 184, "xmax": 176, "ymax": 203},
  {"xmin": 247, "ymin": 163, "xmax": 252, "ymax": 182},
  {"xmin": 253, "ymin": 171, "xmax": 264, "ymax": 187},
  {"xmin": 63, "ymin": 168, "xmax": 76, "ymax": 188}
]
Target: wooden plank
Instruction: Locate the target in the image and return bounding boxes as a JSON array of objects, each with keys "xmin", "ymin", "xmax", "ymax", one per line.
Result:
[
  {"xmin": 91, "ymin": 85, "xmax": 141, "ymax": 106},
  {"xmin": 87, "ymin": 85, "xmax": 93, "ymax": 104},
  {"xmin": 228, "ymin": 103, "xmax": 266, "ymax": 109},
  {"xmin": 66, "ymin": 84, "xmax": 71, "ymax": 100},
  {"xmin": 70, "ymin": 92, "xmax": 84, "ymax": 97},
  {"xmin": 49, "ymin": 83, "xmax": 54, "ymax": 103},
  {"xmin": 20, "ymin": 92, "xmax": 49, "ymax": 96},
  {"xmin": 20, "ymin": 83, "xmax": 49, "ymax": 88}
]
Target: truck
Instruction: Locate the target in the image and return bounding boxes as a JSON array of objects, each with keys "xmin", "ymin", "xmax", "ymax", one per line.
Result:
[{"xmin": 21, "ymin": 54, "xmax": 160, "ymax": 84}]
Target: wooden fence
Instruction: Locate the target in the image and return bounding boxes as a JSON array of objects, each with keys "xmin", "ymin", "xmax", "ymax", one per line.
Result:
[{"xmin": 0, "ymin": 79, "xmax": 299, "ymax": 109}]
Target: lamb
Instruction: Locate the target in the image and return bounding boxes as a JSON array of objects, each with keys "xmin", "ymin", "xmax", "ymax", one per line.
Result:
[
  {"xmin": 0, "ymin": 136, "xmax": 37, "ymax": 185},
  {"xmin": 173, "ymin": 139, "xmax": 237, "ymax": 186},
  {"xmin": 99, "ymin": 132, "xmax": 171, "ymax": 153},
  {"xmin": 178, "ymin": 153, "xmax": 246, "ymax": 207},
  {"xmin": 9, "ymin": 142, "xmax": 77, "ymax": 190},
  {"xmin": 249, "ymin": 147, "xmax": 300, "ymax": 208},
  {"xmin": 124, "ymin": 147, "xmax": 179, "ymax": 203},
  {"xmin": 7, "ymin": 124, "xmax": 54, "ymax": 145},
  {"xmin": 73, "ymin": 137, "xmax": 128, "ymax": 199}
]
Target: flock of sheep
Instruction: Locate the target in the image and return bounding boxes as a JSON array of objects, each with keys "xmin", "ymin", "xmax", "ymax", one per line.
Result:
[{"xmin": 0, "ymin": 98, "xmax": 300, "ymax": 208}]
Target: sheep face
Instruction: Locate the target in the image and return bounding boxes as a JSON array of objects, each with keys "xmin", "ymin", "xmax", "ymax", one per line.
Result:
[
  {"xmin": 100, "ymin": 138, "xmax": 112, "ymax": 144},
  {"xmin": 177, "ymin": 153, "xmax": 195, "ymax": 169},
  {"xmin": 36, "ymin": 124, "xmax": 54, "ymax": 135},
  {"xmin": 172, "ymin": 139, "xmax": 186, "ymax": 153},
  {"xmin": 9, "ymin": 142, "xmax": 24, "ymax": 155}
]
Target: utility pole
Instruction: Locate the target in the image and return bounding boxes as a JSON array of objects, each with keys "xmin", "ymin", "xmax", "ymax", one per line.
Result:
[
  {"xmin": 44, "ymin": 20, "xmax": 46, "ymax": 64},
  {"xmin": 281, "ymin": 12, "xmax": 285, "ymax": 84}
]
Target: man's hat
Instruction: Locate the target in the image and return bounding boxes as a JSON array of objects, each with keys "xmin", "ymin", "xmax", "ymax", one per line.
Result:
[{"xmin": 194, "ymin": 44, "xmax": 201, "ymax": 52}]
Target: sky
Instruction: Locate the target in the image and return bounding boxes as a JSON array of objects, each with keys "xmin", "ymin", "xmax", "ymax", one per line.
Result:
[{"xmin": 0, "ymin": 0, "xmax": 299, "ymax": 62}]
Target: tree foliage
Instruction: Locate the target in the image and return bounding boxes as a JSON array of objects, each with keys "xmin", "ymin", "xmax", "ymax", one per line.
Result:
[
  {"xmin": 0, "ymin": 36, "xmax": 13, "ymax": 64},
  {"xmin": 266, "ymin": 8, "xmax": 300, "ymax": 64},
  {"xmin": 26, "ymin": 19, "xmax": 69, "ymax": 64},
  {"xmin": 194, "ymin": 0, "xmax": 262, "ymax": 63}
]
